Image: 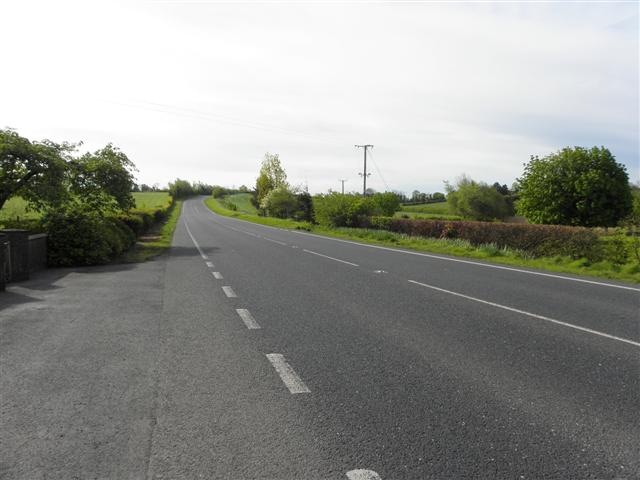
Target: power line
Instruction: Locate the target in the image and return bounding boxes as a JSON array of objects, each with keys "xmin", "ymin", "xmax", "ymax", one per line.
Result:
[{"xmin": 367, "ymin": 148, "xmax": 390, "ymax": 192}]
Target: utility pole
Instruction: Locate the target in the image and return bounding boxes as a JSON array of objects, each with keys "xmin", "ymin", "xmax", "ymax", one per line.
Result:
[
  {"xmin": 355, "ymin": 144, "xmax": 373, "ymax": 195},
  {"xmin": 339, "ymin": 179, "xmax": 347, "ymax": 194}
]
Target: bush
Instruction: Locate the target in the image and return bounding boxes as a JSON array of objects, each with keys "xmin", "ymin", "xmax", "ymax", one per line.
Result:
[
  {"xmin": 359, "ymin": 216, "xmax": 602, "ymax": 260},
  {"xmin": 42, "ymin": 205, "xmax": 136, "ymax": 266},
  {"xmin": 313, "ymin": 192, "xmax": 400, "ymax": 227},
  {"xmin": 261, "ymin": 186, "xmax": 298, "ymax": 218},
  {"xmin": 446, "ymin": 175, "xmax": 513, "ymax": 221}
]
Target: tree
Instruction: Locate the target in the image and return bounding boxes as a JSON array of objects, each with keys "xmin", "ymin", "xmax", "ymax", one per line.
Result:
[
  {"xmin": 517, "ymin": 147, "xmax": 632, "ymax": 227},
  {"xmin": 432, "ymin": 192, "xmax": 446, "ymax": 202},
  {"xmin": 260, "ymin": 186, "xmax": 298, "ymax": 218},
  {"xmin": 372, "ymin": 191, "xmax": 401, "ymax": 216},
  {"xmin": 168, "ymin": 179, "xmax": 195, "ymax": 199},
  {"xmin": 70, "ymin": 144, "xmax": 136, "ymax": 212},
  {"xmin": 446, "ymin": 175, "xmax": 512, "ymax": 221},
  {"xmin": 0, "ymin": 128, "xmax": 73, "ymax": 211},
  {"xmin": 255, "ymin": 153, "xmax": 287, "ymax": 205}
]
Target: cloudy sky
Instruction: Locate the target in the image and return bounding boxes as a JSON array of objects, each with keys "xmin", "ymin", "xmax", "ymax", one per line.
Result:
[{"xmin": 2, "ymin": 1, "xmax": 638, "ymax": 194}]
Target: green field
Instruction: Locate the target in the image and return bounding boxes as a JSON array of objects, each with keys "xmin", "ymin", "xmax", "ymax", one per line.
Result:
[
  {"xmin": 400, "ymin": 201, "xmax": 450, "ymax": 214},
  {"xmin": 223, "ymin": 193, "xmax": 258, "ymax": 214},
  {"xmin": 132, "ymin": 192, "xmax": 171, "ymax": 209},
  {"xmin": 0, "ymin": 193, "xmax": 171, "ymax": 222}
]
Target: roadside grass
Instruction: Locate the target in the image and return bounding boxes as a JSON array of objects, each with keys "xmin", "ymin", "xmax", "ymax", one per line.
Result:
[
  {"xmin": 224, "ymin": 193, "xmax": 259, "ymax": 214},
  {"xmin": 132, "ymin": 192, "xmax": 171, "ymax": 209},
  {"xmin": 119, "ymin": 200, "xmax": 183, "ymax": 262},
  {"xmin": 205, "ymin": 197, "xmax": 640, "ymax": 284}
]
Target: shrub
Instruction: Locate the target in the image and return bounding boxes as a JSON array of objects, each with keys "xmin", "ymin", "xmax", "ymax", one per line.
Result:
[
  {"xmin": 42, "ymin": 205, "xmax": 136, "ymax": 266},
  {"xmin": 359, "ymin": 216, "xmax": 602, "ymax": 260},
  {"xmin": 313, "ymin": 193, "xmax": 399, "ymax": 227},
  {"xmin": 446, "ymin": 175, "xmax": 513, "ymax": 221}
]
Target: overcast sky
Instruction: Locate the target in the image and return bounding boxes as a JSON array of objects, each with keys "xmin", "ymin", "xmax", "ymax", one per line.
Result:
[{"xmin": 2, "ymin": 1, "xmax": 638, "ymax": 194}]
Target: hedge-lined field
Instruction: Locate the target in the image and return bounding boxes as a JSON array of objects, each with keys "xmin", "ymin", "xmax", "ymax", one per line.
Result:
[
  {"xmin": 207, "ymin": 195, "xmax": 640, "ymax": 283},
  {"xmin": 132, "ymin": 192, "xmax": 171, "ymax": 209}
]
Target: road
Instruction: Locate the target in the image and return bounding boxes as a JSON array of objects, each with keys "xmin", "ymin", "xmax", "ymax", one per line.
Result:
[{"xmin": 1, "ymin": 196, "xmax": 639, "ymax": 479}]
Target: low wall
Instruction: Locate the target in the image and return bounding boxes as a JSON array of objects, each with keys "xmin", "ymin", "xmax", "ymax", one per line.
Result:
[{"xmin": 0, "ymin": 230, "xmax": 48, "ymax": 286}]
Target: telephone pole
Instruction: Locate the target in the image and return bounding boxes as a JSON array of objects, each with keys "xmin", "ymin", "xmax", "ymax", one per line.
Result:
[
  {"xmin": 355, "ymin": 144, "xmax": 373, "ymax": 195},
  {"xmin": 339, "ymin": 179, "xmax": 347, "ymax": 194}
]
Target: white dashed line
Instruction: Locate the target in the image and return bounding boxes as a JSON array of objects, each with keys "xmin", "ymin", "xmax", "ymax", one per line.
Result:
[
  {"xmin": 212, "ymin": 271, "xmax": 223, "ymax": 279},
  {"xmin": 236, "ymin": 309, "xmax": 260, "ymax": 329},
  {"xmin": 266, "ymin": 354, "xmax": 310, "ymax": 394},
  {"xmin": 408, "ymin": 280, "xmax": 640, "ymax": 348},
  {"xmin": 302, "ymin": 249, "xmax": 359, "ymax": 267},
  {"xmin": 222, "ymin": 286, "xmax": 237, "ymax": 298},
  {"xmin": 184, "ymin": 219, "xmax": 208, "ymax": 260},
  {"xmin": 346, "ymin": 469, "xmax": 382, "ymax": 480},
  {"xmin": 263, "ymin": 237, "xmax": 287, "ymax": 246},
  {"xmin": 205, "ymin": 261, "xmax": 214, "ymax": 268}
]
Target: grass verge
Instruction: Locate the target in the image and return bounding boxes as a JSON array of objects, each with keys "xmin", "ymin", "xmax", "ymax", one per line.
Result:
[
  {"xmin": 119, "ymin": 200, "xmax": 183, "ymax": 263},
  {"xmin": 204, "ymin": 197, "xmax": 640, "ymax": 284}
]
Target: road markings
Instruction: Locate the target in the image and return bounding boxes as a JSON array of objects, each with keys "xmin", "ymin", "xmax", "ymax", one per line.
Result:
[
  {"xmin": 205, "ymin": 261, "xmax": 214, "ymax": 268},
  {"xmin": 346, "ymin": 470, "xmax": 382, "ymax": 480},
  {"xmin": 236, "ymin": 309, "xmax": 260, "ymax": 329},
  {"xmin": 184, "ymin": 219, "xmax": 209, "ymax": 260},
  {"xmin": 222, "ymin": 286, "xmax": 237, "ymax": 298},
  {"xmin": 408, "ymin": 279, "xmax": 640, "ymax": 348},
  {"xmin": 212, "ymin": 271, "xmax": 223, "ymax": 279},
  {"xmin": 203, "ymin": 202, "xmax": 638, "ymax": 292},
  {"xmin": 263, "ymin": 236, "xmax": 287, "ymax": 246},
  {"xmin": 266, "ymin": 354, "xmax": 311, "ymax": 394},
  {"xmin": 302, "ymin": 249, "xmax": 359, "ymax": 267},
  {"xmin": 290, "ymin": 230, "xmax": 640, "ymax": 292}
]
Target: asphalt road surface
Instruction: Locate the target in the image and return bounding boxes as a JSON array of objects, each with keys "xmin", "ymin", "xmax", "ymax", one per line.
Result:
[{"xmin": 2, "ymin": 196, "xmax": 639, "ymax": 479}]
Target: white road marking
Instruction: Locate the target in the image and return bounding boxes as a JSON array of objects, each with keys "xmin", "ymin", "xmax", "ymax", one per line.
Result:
[
  {"xmin": 346, "ymin": 470, "xmax": 382, "ymax": 480},
  {"xmin": 302, "ymin": 249, "xmax": 359, "ymax": 267},
  {"xmin": 266, "ymin": 354, "xmax": 310, "ymax": 394},
  {"xmin": 202, "ymin": 201, "xmax": 639, "ymax": 292},
  {"xmin": 236, "ymin": 309, "xmax": 261, "ymax": 329},
  {"xmin": 408, "ymin": 280, "xmax": 640, "ymax": 348},
  {"xmin": 212, "ymin": 271, "xmax": 223, "ymax": 279},
  {"xmin": 184, "ymin": 219, "xmax": 208, "ymax": 260},
  {"xmin": 291, "ymin": 230, "xmax": 640, "ymax": 292},
  {"xmin": 205, "ymin": 261, "xmax": 214, "ymax": 268},
  {"xmin": 263, "ymin": 236, "xmax": 287, "ymax": 246},
  {"xmin": 222, "ymin": 286, "xmax": 237, "ymax": 298}
]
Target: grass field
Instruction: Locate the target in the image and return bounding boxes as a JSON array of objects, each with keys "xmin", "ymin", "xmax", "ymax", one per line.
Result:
[
  {"xmin": 0, "ymin": 193, "xmax": 171, "ymax": 222},
  {"xmin": 223, "ymin": 193, "xmax": 258, "ymax": 214},
  {"xmin": 400, "ymin": 201, "xmax": 450, "ymax": 214},
  {"xmin": 132, "ymin": 192, "xmax": 171, "ymax": 209},
  {"xmin": 0, "ymin": 197, "xmax": 38, "ymax": 221},
  {"xmin": 205, "ymin": 197, "xmax": 640, "ymax": 283}
]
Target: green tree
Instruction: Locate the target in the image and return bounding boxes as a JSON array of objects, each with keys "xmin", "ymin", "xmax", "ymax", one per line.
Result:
[
  {"xmin": 255, "ymin": 153, "xmax": 287, "ymax": 205},
  {"xmin": 517, "ymin": 147, "xmax": 632, "ymax": 227},
  {"xmin": 0, "ymin": 128, "xmax": 74, "ymax": 211},
  {"xmin": 70, "ymin": 144, "xmax": 136, "ymax": 212},
  {"xmin": 446, "ymin": 175, "xmax": 512, "ymax": 221},
  {"xmin": 168, "ymin": 179, "xmax": 195, "ymax": 199},
  {"xmin": 261, "ymin": 186, "xmax": 298, "ymax": 218},
  {"xmin": 372, "ymin": 191, "xmax": 401, "ymax": 216}
]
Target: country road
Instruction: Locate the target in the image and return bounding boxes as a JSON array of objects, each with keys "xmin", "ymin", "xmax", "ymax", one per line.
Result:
[{"xmin": 1, "ymin": 196, "xmax": 639, "ymax": 479}]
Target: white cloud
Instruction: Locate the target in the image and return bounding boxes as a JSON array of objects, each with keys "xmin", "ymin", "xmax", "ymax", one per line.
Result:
[{"xmin": 2, "ymin": 1, "xmax": 637, "ymax": 193}]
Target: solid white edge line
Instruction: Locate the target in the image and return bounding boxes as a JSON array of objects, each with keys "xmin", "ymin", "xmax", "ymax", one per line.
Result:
[
  {"xmin": 212, "ymin": 271, "xmax": 223, "ymax": 279},
  {"xmin": 201, "ymin": 199, "xmax": 639, "ymax": 291},
  {"xmin": 266, "ymin": 353, "xmax": 311, "ymax": 394},
  {"xmin": 183, "ymin": 218, "xmax": 208, "ymax": 260},
  {"xmin": 222, "ymin": 286, "xmax": 237, "ymax": 298},
  {"xmin": 302, "ymin": 249, "xmax": 359, "ymax": 267},
  {"xmin": 236, "ymin": 308, "xmax": 260, "ymax": 329},
  {"xmin": 346, "ymin": 470, "xmax": 382, "ymax": 480},
  {"xmin": 408, "ymin": 280, "xmax": 640, "ymax": 348}
]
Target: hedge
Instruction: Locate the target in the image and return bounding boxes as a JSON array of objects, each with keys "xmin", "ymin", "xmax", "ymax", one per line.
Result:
[{"xmin": 358, "ymin": 216, "xmax": 602, "ymax": 260}]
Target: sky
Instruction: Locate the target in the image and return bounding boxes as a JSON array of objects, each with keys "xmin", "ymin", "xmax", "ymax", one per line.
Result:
[{"xmin": 2, "ymin": 0, "xmax": 638, "ymax": 195}]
